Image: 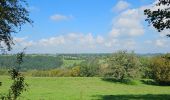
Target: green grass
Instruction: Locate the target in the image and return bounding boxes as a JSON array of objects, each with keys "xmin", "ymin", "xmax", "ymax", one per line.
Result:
[{"xmin": 0, "ymin": 76, "xmax": 170, "ymax": 100}]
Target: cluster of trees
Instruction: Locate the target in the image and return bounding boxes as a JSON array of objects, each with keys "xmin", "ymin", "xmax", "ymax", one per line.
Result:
[{"xmin": 80, "ymin": 51, "xmax": 170, "ymax": 85}]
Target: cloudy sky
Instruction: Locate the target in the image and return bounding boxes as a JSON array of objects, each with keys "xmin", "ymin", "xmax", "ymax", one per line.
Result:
[{"xmin": 11, "ymin": 0, "xmax": 170, "ymax": 54}]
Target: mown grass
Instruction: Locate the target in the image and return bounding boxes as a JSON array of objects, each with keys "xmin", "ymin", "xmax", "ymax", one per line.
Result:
[{"xmin": 0, "ymin": 76, "xmax": 170, "ymax": 100}]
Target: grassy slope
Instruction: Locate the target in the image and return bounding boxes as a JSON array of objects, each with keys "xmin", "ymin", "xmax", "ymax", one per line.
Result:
[{"xmin": 0, "ymin": 76, "xmax": 170, "ymax": 100}]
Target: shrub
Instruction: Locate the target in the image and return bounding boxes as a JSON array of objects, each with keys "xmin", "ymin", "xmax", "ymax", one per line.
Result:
[
  {"xmin": 70, "ymin": 66, "xmax": 80, "ymax": 77},
  {"xmin": 80, "ymin": 58, "xmax": 100, "ymax": 77}
]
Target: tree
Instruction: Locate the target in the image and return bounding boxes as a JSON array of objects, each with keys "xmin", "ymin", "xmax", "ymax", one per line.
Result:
[
  {"xmin": 151, "ymin": 54, "xmax": 170, "ymax": 85},
  {"xmin": 0, "ymin": 0, "xmax": 32, "ymax": 50},
  {"xmin": 144, "ymin": 0, "xmax": 170, "ymax": 36},
  {"xmin": 105, "ymin": 51, "xmax": 141, "ymax": 81},
  {"xmin": 0, "ymin": 0, "xmax": 32, "ymax": 99},
  {"xmin": 1, "ymin": 50, "xmax": 28, "ymax": 100}
]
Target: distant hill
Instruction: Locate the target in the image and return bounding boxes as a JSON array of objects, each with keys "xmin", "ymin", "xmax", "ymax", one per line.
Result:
[{"xmin": 0, "ymin": 55, "xmax": 63, "ymax": 71}]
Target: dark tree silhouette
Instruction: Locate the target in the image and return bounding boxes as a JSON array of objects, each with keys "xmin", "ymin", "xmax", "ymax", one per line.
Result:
[
  {"xmin": 144, "ymin": 0, "xmax": 170, "ymax": 37},
  {"xmin": 0, "ymin": 0, "xmax": 32, "ymax": 50}
]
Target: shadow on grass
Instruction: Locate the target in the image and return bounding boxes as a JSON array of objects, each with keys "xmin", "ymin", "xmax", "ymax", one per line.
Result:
[
  {"xmin": 140, "ymin": 79, "xmax": 158, "ymax": 86},
  {"xmin": 141, "ymin": 79, "xmax": 170, "ymax": 86},
  {"xmin": 93, "ymin": 94, "xmax": 170, "ymax": 100},
  {"xmin": 102, "ymin": 78, "xmax": 170, "ymax": 86},
  {"xmin": 101, "ymin": 78, "xmax": 138, "ymax": 85}
]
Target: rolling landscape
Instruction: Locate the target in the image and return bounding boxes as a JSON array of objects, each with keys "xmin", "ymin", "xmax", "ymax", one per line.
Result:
[
  {"xmin": 0, "ymin": 53, "xmax": 170, "ymax": 99},
  {"xmin": 0, "ymin": 0, "xmax": 170, "ymax": 100}
]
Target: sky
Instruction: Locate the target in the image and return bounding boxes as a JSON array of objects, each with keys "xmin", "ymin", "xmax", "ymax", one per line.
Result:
[{"xmin": 10, "ymin": 0, "xmax": 170, "ymax": 54}]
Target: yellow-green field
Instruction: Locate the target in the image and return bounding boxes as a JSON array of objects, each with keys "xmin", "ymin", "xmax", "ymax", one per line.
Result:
[{"xmin": 0, "ymin": 76, "xmax": 170, "ymax": 100}]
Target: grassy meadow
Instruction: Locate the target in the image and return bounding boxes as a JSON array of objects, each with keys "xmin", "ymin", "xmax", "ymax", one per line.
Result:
[{"xmin": 0, "ymin": 76, "xmax": 170, "ymax": 100}]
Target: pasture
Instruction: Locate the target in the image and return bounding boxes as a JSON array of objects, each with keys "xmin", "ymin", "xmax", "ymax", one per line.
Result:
[{"xmin": 0, "ymin": 76, "xmax": 170, "ymax": 100}]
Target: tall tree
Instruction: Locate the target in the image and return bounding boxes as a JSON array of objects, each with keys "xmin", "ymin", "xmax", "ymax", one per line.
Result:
[
  {"xmin": 0, "ymin": 0, "xmax": 32, "ymax": 51},
  {"xmin": 144, "ymin": 0, "xmax": 170, "ymax": 36}
]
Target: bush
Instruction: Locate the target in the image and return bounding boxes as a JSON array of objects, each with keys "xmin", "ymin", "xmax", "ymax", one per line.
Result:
[
  {"xmin": 151, "ymin": 54, "xmax": 170, "ymax": 85},
  {"xmin": 80, "ymin": 58, "xmax": 100, "ymax": 77},
  {"xmin": 26, "ymin": 66, "xmax": 81, "ymax": 77},
  {"xmin": 70, "ymin": 66, "xmax": 80, "ymax": 77}
]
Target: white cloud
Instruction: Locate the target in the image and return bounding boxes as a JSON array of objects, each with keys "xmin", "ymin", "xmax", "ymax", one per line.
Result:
[
  {"xmin": 144, "ymin": 38, "xmax": 168, "ymax": 48},
  {"xmin": 38, "ymin": 36, "xmax": 65, "ymax": 46},
  {"xmin": 144, "ymin": 40, "xmax": 152, "ymax": 44},
  {"xmin": 96, "ymin": 35, "xmax": 104, "ymax": 44},
  {"xmin": 10, "ymin": 1, "xmax": 170, "ymax": 54},
  {"xmin": 67, "ymin": 33, "xmax": 80, "ymax": 40},
  {"xmin": 14, "ymin": 37, "xmax": 28, "ymax": 43},
  {"xmin": 155, "ymin": 39, "xmax": 166, "ymax": 47},
  {"xmin": 79, "ymin": 33, "xmax": 94, "ymax": 44},
  {"xmin": 113, "ymin": 0, "xmax": 130, "ymax": 12},
  {"xmin": 159, "ymin": 30, "xmax": 170, "ymax": 37},
  {"xmin": 104, "ymin": 39, "xmax": 118, "ymax": 48},
  {"xmin": 123, "ymin": 39, "xmax": 136, "ymax": 49},
  {"xmin": 50, "ymin": 14, "xmax": 73, "ymax": 22},
  {"xmin": 109, "ymin": 28, "xmax": 120, "ymax": 37},
  {"xmin": 110, "ymin": 5, "xmax": 145, "ymax": 37},
  {"xmin": 14, "ymin": 37, "xmax": 34, "ymax": 47}
]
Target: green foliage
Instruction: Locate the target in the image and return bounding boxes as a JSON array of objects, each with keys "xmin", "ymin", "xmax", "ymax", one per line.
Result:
[
  {"xmin": 70, "ymin": 66, "xmax": 80, "ymax": 77},
  {"xmin": 105, "ymin": 51, "xmax": 141, "ymax": 81},
  {"xmin": 1, "ymin": 51, "xmax": 28, "ymax": 100},
  {"xmin": 144, "ymin": 0, "xmax": 170, "ymax": 36},
  {"xmin": 150, "ymin": 54, "xmax": 170, "ymax": 85},
  {"xmin": 80, "ymin": 58, "xmax": 100, "ymax": 77},
  {"xmin": 26, "ymin": 66, "xmax": 80, "ymax": 77},
  {"xmin": 0, "ymin": 0, "xmax": 32, "ymax": 50},
  {"xmin": 139, "ymin": 57, "xmax": 152, "ymax": 78}
]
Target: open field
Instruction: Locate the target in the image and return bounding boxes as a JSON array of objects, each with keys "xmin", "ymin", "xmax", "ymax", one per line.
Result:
[{"xmin": 0, "ymin": 76, "xmax": 170, "ymax": 100}]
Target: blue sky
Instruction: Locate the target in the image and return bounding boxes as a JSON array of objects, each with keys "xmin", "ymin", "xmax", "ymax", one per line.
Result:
[{"xmin": 11, "ymin": 0, "xmax": 170, "ymax": 54}]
